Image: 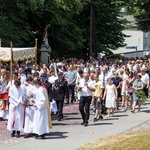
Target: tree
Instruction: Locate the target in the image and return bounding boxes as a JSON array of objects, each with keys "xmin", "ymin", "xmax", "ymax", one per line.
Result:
[
  {"xmin": 122, "ymin": 0, "xmax": 150, "ymax": 31},
  {"xmin": 77, "ymin": 0, "xmax": 127, "ymax": 58},
  {"xmin": 0, "ymin": 0, "xmax": 127, "ymax": 59}
]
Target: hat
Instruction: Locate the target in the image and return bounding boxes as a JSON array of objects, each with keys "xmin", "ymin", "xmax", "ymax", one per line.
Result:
[
  {"xmin": 40, "ymin": 74, "xmax": 47, "ymax": 78},
  {"xmin": 58, "ymin": 72, "xmax": 63, "ymax": 76}
]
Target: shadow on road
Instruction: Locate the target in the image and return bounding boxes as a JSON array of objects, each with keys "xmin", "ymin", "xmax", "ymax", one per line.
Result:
[
  {"xmin": 45, "ymin": 131, "xmax": 68, "ymax": 139},
  {"xmin": 89, "ymin": 122, "xmax": 113, "ymax": 126}
]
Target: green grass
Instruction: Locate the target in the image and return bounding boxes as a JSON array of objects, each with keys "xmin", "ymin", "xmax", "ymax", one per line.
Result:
[{"xmin": 78, "ymin": 131, "xmax": 150, "ymax": 150}]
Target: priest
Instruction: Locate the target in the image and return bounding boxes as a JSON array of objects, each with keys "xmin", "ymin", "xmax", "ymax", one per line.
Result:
[
  {"xmin": 33, "ymin": 78, "xmax": 52, "ymax": 139},
  {"xmin": 7, "ymin": 79, "xmax": 26, "ymax": 138}
]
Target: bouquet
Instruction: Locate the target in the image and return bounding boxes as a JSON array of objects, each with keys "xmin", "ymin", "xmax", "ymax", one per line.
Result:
[{"xmin": 136, "ymin": 90, "xmax": 147, "ymax": 102}]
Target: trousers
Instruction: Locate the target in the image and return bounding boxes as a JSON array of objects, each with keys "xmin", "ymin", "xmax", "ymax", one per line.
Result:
[{"xmin": 79, "ymin": 96, "xmax": 92, "ymax": 123}]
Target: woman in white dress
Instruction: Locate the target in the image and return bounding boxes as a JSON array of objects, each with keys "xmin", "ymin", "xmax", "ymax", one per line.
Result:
[{"xmin": 103, "ymin": 78, "xmax": 117, "ymax": 117}]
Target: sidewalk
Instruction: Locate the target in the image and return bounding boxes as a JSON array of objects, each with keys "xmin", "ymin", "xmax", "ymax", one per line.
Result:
[{"xmin": 0, "ymin": 99, "xmax": 150, "ymax": 150}]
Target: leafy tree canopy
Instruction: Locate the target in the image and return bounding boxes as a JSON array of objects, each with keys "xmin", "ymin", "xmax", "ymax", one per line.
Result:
[{"xmin": 0, "ymin": 0, "xmax": 127, "ymax": 59}]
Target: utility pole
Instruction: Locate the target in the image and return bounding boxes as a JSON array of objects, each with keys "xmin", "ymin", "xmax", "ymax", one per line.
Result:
[
  {"xmin": 89, "ymin": 3, "xmax": 93, "ymax": 58},
  {"xmin": 89, "ymin": 2, "xmax": 97, "ymax": 59}
]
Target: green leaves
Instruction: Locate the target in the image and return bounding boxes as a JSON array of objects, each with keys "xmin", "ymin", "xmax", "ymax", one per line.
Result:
[
  {"xmin": 0, "ymin": 0, "xmax": 127, "ymax": 59},
  {"xmin": 136, "ymin": 90, "xmax": 147, "ymax": 102},
  {"xmin": 122, "ymin": 0, "xmax": 150, "ymax": 31}
]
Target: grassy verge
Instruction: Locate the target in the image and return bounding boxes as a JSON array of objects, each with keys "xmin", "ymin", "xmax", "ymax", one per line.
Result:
[{"xmin": 78, "ymin": 131, "xmax": 150, "ymax": 150}]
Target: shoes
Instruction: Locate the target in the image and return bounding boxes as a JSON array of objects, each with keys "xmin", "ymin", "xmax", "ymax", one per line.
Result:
[
  {"xmin": 84, "ymin": 123, "xmax": 88, "ymax": 127},
  {"xmin": 81, "ymin": 121, "xmax": 85, "ymax": 125},
  {"xmin": 38, "ymin": 135, "xmax": 45, "ymax": 139},
  {"xmin": 99, "ymin": 115, "xmax": 103, "ymax": 120},
  {"xmin": 131, "ymin": 109, "xmax": 135, "ymax": 113},
  {"xmin": 16, "ymin": 131, "xmax": 20, "ymax": 138},
  {"xmin": 35, "ymin": 134, "xmax": 39, "ymax": 139},
  {"xmin": 58, "ymin": 115, "xmax": 63, "ymax": 121},
  {"xmin": 11, "ymin": 131, "xmax": 16, "ymax": 137},
  {"xmin": 93, "ymin": 118, "xmax": 98, "ymax": 122},
  {"xmin": 36, "ymin": 134, "xmax": 45, "ymax": 139}
]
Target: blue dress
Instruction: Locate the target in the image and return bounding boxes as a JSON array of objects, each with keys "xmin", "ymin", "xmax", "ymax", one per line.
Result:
[{"xmin": 133, "ymin": 80, "xmax": 143, "ymax": 101}]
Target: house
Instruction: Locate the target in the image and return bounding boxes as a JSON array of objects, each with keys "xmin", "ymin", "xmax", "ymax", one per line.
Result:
[{"xmin": 112, "ymin": 15, "xmax": 150, "ymax": 58}]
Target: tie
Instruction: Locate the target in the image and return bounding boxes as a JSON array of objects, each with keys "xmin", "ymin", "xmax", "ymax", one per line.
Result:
[{"xmin": 103, "ymin": 74, "xmax": 105, "ymax": 87}]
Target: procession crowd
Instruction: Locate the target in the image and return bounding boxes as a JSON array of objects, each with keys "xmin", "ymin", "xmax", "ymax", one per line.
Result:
[{"xmin": 0, "ymin": 56, "xmax": 150, "ymax": 139}]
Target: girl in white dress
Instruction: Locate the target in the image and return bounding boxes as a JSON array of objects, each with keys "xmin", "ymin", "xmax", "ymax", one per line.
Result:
[{"xmin": 103, "ymin": 78, "xmax": 117, "ymax": 117}]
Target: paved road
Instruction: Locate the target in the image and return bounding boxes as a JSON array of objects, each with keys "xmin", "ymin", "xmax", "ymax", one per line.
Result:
[{"xmin": 0, "ymin": 99, "xmax": 150, "ymax": 150}]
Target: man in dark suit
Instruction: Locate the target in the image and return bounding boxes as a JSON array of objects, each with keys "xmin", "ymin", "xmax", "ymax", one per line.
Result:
[
  {"xmin": 53, "ymin": 72, "xmax": 69, "ymax": 121},
  {"xmin": 40, "ymin": 74, "xmax": 53, "ymax": 102}
]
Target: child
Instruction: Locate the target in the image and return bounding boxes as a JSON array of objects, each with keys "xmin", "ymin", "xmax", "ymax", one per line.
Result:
[{"xmin": 103, "ymin": 78, "xmax": 117, "ymax": 117}]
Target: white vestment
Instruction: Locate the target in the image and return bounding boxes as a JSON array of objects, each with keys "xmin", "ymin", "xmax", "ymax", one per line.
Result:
[
  {"xmin": 7, "ymin": 85, "xmax": 26, "ymax": 131},
  {"xmin": 33, "ymin": 86, "xmax": 50, "ymax": 135},
  {"xmin": 24, "ymin": 84, "xmax": 36, "ymax": 133}
]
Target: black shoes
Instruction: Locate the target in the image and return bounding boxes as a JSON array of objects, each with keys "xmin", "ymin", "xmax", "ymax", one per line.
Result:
[
  {"xmin": 11, "ymin": 131, "xmax": 16, "ymax": 137},
  {"xmin": 35, "ymin": 134, "xmax": 45, "ymax": 139},
  {"xmin": 11, "ymin": 131, "xmax": 20, "ymax": 138},
  {"xmin": 84, "ymin": 123, "xmax": 88, "ymax": 127},
  {"xmin": 81, "ymin": 121, "xmax": 85, "ymax": 125},
  {"xmin": 99, "ymin": 115, "xmax": 103, "ymax": 120},
  {"xmin": 16, "ymin": 131, "xmax": 20, "ymax": 138},
  {"xmin": 93, "ymin": 118, "xmax": 98, "ymax": 122},
  {"xmin": 81, "ymin": 121, "xmax": 88, "ymax": 126},
  {"xmin": 58, "ymin": 115, "xmax": 64, "ymax": 121}
]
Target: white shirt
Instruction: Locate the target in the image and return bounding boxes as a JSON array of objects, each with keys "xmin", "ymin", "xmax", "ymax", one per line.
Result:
[
  {"xmin": 99, "ymin": 72, "xmax": 113, "ymax": 85},
  {"xmin": 48, "ymin": 75, "xmax": 58, "ymax": 84},
  {"xmin": 79, "ymin": 78, "xmax": 95, "ymax": 96},
  {"xmin": 140, "ymin": 73, "xmax": 149, "ymax": 85}
]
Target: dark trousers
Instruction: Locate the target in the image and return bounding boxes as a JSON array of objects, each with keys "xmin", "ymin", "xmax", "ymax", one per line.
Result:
[
  {"xmin": 68, "ymin": 85, "xmax": 75, "ymax": 102},
  {"xmin": 143, "ymin": 85, "xmax": 148, "ymax": 97},
  {"xmin": 79, "ymin": 96, "xmax": 92, "ymax": 123},
  {"xmin": 56, "ymin": 100, "xmax": 64, "ymax": 119}
]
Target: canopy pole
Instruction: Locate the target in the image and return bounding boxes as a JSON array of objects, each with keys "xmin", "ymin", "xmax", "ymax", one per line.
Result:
[
  {"xmin": 0, "ymin": 38, "xmax": 1, "ymax": 47},
  {"xmin": 35, "ymin": 38, "xmax": 38, "ymax": 66},
  {"xmin": 0, "ymin": 39, "xmax": 2, "ymax": 78},
  {"xmin": 10, "ymin": 42, "xmax": 13, "ymax": 84}
]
